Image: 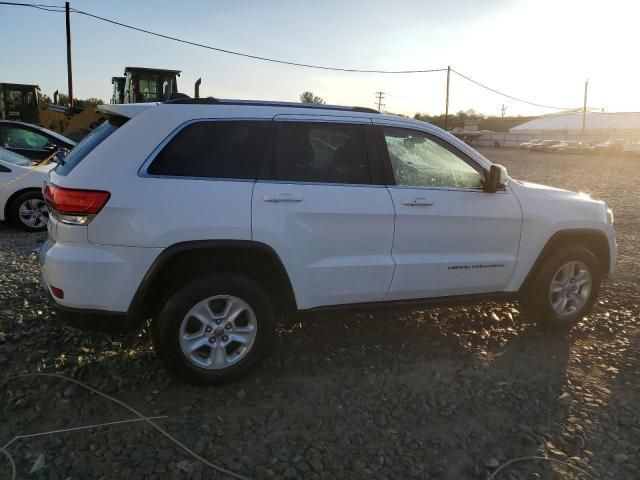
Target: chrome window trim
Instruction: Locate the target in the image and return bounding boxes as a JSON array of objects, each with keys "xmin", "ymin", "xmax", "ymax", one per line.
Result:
[
  {"xmin": 386, "ymin": 184, "xmax": 508, "ymax": 194},
  {"xmin": 255, "ymin": 179, "xmax": 387, "ymax": 188},
  {"xmin": 137, "ymin": 117, "xmax": 504, "ymax": 193}
]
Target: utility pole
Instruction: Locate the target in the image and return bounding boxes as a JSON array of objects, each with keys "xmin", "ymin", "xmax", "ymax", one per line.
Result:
[
  {"xmin": 500, "ymin": 104, "xmax": 507, "ymax": 118},
  {"xmin": 65, "ymin": 1, "xmax": 73, "ymax": 107},
  {"xmin": 444, "ymin": 66, "xmax": 451, "ymax": 131},
  {"xmin": 581, "ymin": 79, "xmax": 588, "ymax": 139},
  {"xmin": 375, "ymin": 91, "xmax": 385, "ymax": 112}
]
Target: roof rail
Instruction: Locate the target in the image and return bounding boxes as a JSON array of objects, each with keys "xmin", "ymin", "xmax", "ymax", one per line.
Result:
[{"xmin": 163, "ymin": 97, "xmax": 380, "ymax": 114}]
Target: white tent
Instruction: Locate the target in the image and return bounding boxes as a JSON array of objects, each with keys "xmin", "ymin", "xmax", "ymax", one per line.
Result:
[{"xmin": 510, "ymin": 112, "xmax": 640, "ymax": 135}]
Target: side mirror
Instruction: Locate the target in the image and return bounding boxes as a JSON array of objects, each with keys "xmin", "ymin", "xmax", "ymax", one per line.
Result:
[{"xmin": 485, "ymin": 164, "xmax": 508, "ymax": 192}]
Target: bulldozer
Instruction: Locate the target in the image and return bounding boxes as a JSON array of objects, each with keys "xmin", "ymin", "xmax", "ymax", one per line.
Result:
[
  {"xmin": 0, "ymin": 83, "xmax": 41, "ymax": 123},
  {"xmin": 112, "ymin": 67, "xmax": 205, "ymax": 104}
]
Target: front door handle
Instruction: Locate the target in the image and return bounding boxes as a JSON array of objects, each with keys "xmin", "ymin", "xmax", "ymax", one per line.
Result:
[
  {"xmin": 263, "ymin": 193, "xmax": 303, "ymax": 203},
  {"xmin": 401, "ymin": 197, "xmax": 434, "ymax": 206}
]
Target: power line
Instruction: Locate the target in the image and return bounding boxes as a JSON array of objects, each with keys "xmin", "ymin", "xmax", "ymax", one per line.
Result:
[
  {"xmin": 71, "ymin": 7, "xmax": 448, "ymax": 74},
  {"xmin": 451, "ymin": 68, "xmax": 570, "ymax": 110},
  {"xmin": 0, "ymin": 1, "xmax": 586, "ymax": 111},
  {"xmin": 0, "ymin": 1, "xmax": 64, "ymax": 12},
  {"xmin": 3, "ymin": 2, "xmax": 445, "ymax": 73}
]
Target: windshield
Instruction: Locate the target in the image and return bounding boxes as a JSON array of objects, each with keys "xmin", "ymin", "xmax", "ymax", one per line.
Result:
[
  {"xmin": 0, "ymin": 146, "xmax": 31, "ymax": 166},
  {"xmin": 55, "ymin": 116, "xmax": 127, "ymax": 175},
  {"xmin": 134, "ymin": 74, "xmax": 176, "ymax": 102},
  {"xmin": 6, "ymin": 89, "xmax": 36, "ymax": 108}
]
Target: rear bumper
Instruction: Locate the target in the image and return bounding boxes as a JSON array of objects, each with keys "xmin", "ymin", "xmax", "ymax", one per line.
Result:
[
  {"xmin": 39, "ymin": 238, "xmax": 161, "ymax": 311},
  {"xmin": 39, "ymin": 238, "xmax": 159, "ymax": 333}
]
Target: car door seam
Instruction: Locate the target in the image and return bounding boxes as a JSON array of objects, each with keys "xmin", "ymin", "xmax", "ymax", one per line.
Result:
[
  {"xmin": 383, "ymin": 185, "xmax": 398, "ymax": 300},
  {"xmin": 505, "ymin": 183, "xmax": 526, "ymax": 287}
]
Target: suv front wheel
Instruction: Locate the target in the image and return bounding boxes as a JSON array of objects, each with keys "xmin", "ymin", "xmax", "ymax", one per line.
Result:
[
  {"xmin": 153, "ymin": 274, "xmax": 275, "ymax": 385},
  {"xmin": 521, "ymin": 246, "xmax": 601, "ymax": 329}
]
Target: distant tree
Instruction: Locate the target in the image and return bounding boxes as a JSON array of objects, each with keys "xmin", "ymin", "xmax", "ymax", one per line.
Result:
[
  {"xmin": 57, "ymin": 93, "xmax": 70, "ymax": 106},
  {"xmin": 83, "ymin": 97, "xmax": 104, "ymax": 106},
  {"xmin": 300, "ymin": 91, "xmax": 325, "ymax": 104},
  {"xmin": 414, "ymin": 111, "xmax": 539, "ymax": 132},
  {"xmin": 37, "ymin": 91, "xmax": 52, "ymax": 105},
  {"xmin": 56, "ymin": 94, "xmax": 104, "ymax": 108}
]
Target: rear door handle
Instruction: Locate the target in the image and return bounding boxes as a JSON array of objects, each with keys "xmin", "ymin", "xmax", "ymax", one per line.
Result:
[
  {"xmin": 263, "ymin": 193, "xmax": 303, "ymax": 203},
  {"xmin": 401, "ymin": 197, "xmax": 434, "ymax": 206}
]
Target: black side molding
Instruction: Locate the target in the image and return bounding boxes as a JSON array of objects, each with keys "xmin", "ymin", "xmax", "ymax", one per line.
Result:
[{"xmin": 301, "ymin": 292, "xmax": 519, "ymax": 315}]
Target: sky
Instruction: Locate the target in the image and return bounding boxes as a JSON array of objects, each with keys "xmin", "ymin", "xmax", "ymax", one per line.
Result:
[{"xmin": 1, "ymin": 0, "xmax": 638, "ymax": 117}]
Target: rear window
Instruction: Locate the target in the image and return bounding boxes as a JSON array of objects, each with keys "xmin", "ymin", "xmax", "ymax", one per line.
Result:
[
  {"xmin": 146, "ymin": 121, "xmax": 270, "ymax": 179},
  {"xmin": 55, "ymin": 117, "xmax": 127, "ymax": 176}
]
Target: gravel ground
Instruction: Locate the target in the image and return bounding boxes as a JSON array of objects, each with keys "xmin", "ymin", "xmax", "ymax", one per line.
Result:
[{"xmin": 0, "ymin": 148, "xmax": 638, "ymax": 479}]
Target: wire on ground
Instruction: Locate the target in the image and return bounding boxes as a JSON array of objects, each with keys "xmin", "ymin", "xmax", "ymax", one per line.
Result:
[
  {"xmin": 2, "ymin": 373, "xmax": 252, "ymax": 480},
  {"xmin": 485, "ymin": 455, "xmax": 595, "ymax": 479}
]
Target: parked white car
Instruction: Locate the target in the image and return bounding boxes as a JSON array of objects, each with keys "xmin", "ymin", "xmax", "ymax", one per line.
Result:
[
  {"xmin": 40, "ymin": 99, "xmax": 616, "ymax": 385},
  {"xmin": 548, "ymin": 141, "xmax": 590, "ymax": 154},
  {"xmin": 0, "ymin": 147, "xmax": 54, "ymax": 231},
  {"xmin": 519, "ymin": 139, "xmax": 543, "ymax": 150}
]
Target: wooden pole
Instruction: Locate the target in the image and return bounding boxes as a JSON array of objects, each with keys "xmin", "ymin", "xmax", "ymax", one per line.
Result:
[
  {"xmin": 444, "ymin": 66, "xmax": 450, "ymax": 130},
  {"xmin": 581, "ymin": 79, "xmax": 589, "ymax": 139},
  {"xmin": 65, "ymin": 2, "xmax": 73, "ymax": 107}
]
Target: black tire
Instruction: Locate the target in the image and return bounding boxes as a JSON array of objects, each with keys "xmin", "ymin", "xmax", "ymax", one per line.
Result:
[
  {"xmin": 521, "ymin": 246, "xmax": 601, "ymax": 329},
  {"xmin": 10, "ymin": 190, "xmax": 49, "ymax": 232},
  {"xmin": 152, "ymin": 274, "xmax": 275, "ymax": 385}
]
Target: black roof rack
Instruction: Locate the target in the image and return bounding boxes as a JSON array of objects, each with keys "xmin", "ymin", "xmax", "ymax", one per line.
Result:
[{"xmin": 164, "ymin": 97, "xmax": 380, "ymax": 114}]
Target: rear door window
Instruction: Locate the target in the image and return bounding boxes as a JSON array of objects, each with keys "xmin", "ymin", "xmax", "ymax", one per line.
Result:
[
  {"xmin": 146, "ymin": 121, "xmax": 270, "ymax": 179},
  {"xmin": 56, "ymin": 117, "xmax": 127, "ymax": 176},
  {"xmin": 261, "ymin": 122, "xmax": 371, "ymax": 184}
]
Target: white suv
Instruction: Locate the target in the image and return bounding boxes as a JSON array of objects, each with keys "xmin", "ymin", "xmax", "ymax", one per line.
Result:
[{"xmin": 40, "ymin": 99, "xmax": 616, "ymax": 385}]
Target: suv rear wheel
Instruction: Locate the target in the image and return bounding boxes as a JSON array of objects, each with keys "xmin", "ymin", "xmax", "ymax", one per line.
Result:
[
  {"xmin": 153, "ymin": 274, "xmax": 275, "ymax": 385},
  {"xmin": 11, "ymin": 190, "xmax": 49, "ymax": 232},
  {"xmin": 521, "ymin": 246, "xmax": 601, "ymax": 329}
]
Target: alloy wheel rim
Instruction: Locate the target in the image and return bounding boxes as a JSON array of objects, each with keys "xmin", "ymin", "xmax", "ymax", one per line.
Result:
[
  {"xmin": 179, "ymin": 295, "xmax": 257, "ymax": 370},
  {"xmin": 549, "ymin": 260, "xmax": 592, "ymax": 317},
  {"xmin": 18, "ymin": 198, "xmax": 49, "ymax": 228}
]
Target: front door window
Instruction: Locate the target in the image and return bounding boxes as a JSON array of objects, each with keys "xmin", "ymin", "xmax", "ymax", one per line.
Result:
[{"xmin": 383, "ymin": 127, "xmax": 484, "ymax": 189}]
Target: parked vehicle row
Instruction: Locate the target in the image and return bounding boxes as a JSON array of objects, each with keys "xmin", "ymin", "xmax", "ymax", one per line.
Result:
[
  {"xmin": 1, "ymin": 120, "xmax": 76, "ymax": 161},
  {"xmin": 520, "ymin": 138, "xmax": 640, "ymax": 155},
  {"xmin": 39, "ymin": 98, "xmax": 616, "ymax": 384},
  {"xmin": 0, "ymin": 120, "xmax": 75, "ymax": 231},
  {"xmin": 0, "ymin": 147, "xmax": 54, "ymax": 231}
]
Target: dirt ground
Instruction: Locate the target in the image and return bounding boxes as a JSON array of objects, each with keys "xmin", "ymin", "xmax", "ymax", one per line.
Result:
[{"xmin": 0, "ymin": 148, "xmax": 638, "ymax": 479}]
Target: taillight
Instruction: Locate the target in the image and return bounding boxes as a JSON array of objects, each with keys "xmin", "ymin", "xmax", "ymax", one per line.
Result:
[{"xmin": 43, "ymin": 183, "xmax": 110, "ymax": 225}]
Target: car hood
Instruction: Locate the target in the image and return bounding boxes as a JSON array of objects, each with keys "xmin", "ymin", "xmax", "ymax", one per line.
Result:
[
  {"xmin": 512, "ymin": 179, "xmax": 605, "ymax": 206},
  {"xmin": 510, "ymin": 179, "xmax": 609, "ymax": 228}
]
